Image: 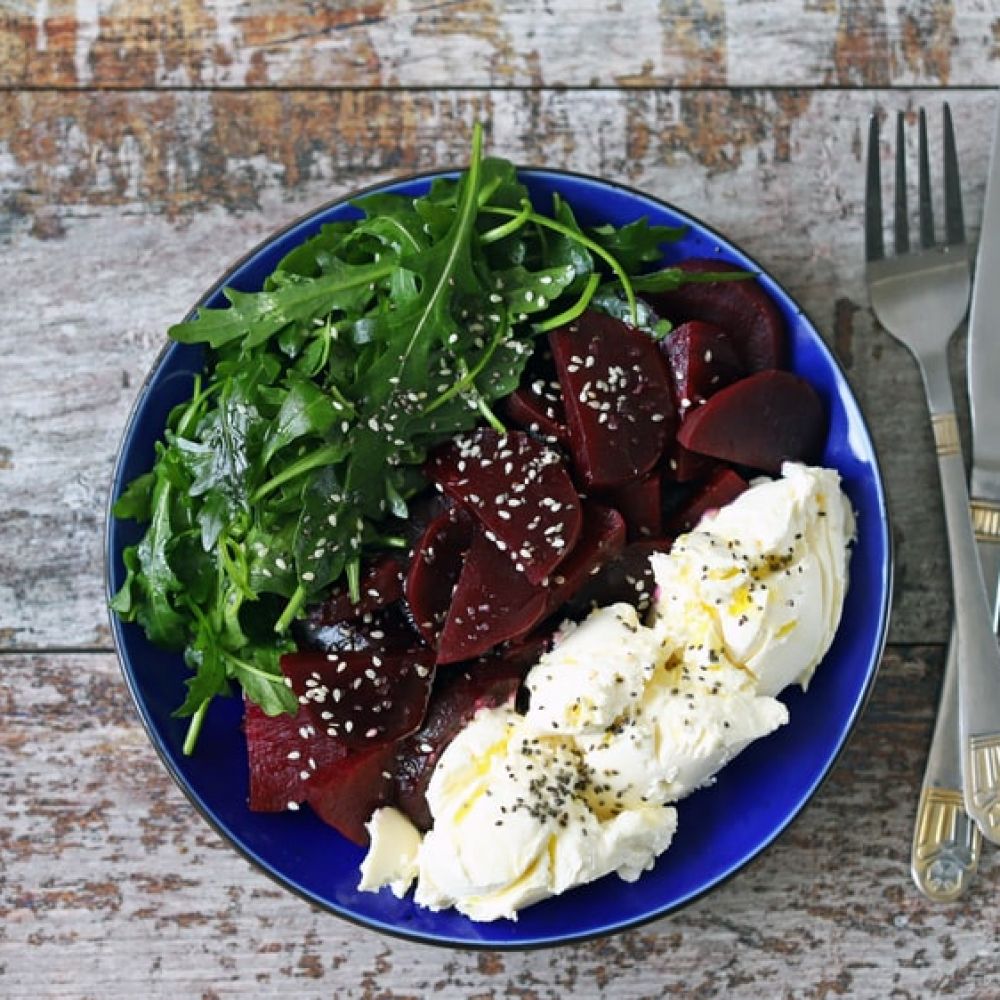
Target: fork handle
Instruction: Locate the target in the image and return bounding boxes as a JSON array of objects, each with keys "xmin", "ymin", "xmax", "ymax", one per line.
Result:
[
  {"xmin": 912, "ymin": 631, "xmax": 982, "ymax": 901},
  {"xmin": 930, "ymin": 405, "xmax": 1000, "ymax": 843}
]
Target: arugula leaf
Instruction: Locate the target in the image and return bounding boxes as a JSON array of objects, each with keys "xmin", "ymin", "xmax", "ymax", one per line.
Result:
[
  {"xmin": 588, "ymin": 217, "xmax": 686, "ymax": 270},
  {"xmin": 262, "ymin": 373, "xmax": 347, "ymax": 466}
]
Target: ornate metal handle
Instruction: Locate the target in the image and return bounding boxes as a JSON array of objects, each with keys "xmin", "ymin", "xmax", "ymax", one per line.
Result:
[{"xmin": 912, "ymin": 634, "xmax": 981, "ymax": 901}]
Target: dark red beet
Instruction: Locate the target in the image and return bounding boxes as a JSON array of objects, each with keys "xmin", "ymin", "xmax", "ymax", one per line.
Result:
[
  {"xmin": 427, "ymin": 429, "xmax": 581, "ymax": 585},
  {"xmin": 644, "ymin": 259, "xmax": 787, "ymax": 372},
  {"xmin": 281, "ymin": 647, "xmax": 435, "ymax": 750},
  {"xmin": 308, "ymin": 555, "xmax": 405, "ymax": 626},
  {"xmin": 245, "ymin": 699, "xmax": 348, "ymax": 812},
  {"xmin": 502, "ymin": 383, "xmax": 569, "ymax": 444},
  {"xmin": 600, "ymin": 473, "xmax": 662, "ymax": 541},
  {"xmin": 542, "ymin": 502, "xmax": 627, "ymax": 613},
  {"xmin": 405, "ymin": 507, "xmax": 474, "ymax": 647},
  {"xmin": 394, "ymin": 654, "xmax": 529, "ymax": 830},
  {"xmin": 306, "ymin": 742, "xmax": 397, "ymax": 846},
  {"xmin": 562, "ymin": 539, "xmax": 673, "ymax": 619},
  {"xmin": 436, "ymin": 527, "xmax": 549, "ymax": 665},
  {"xmin": 665, "ymin": 467, "xmax": 749, "ymax": 536},
  {"xmin": 663, "ymin": 321, "xmax": 744, "ymax": 413},
  {"xmin": 676, "ymin": 370, "xmax": 825, "ymax": 474},
  {"xmin": 550, "ymin": 310, "xmax": 674, "ymax": 489},
  {"xmin": 293, "ymin": 602, "xmax": 420, "ymax": 655},
  {"xmin": 662, "ymin": 441, "xmax": 716, "ymax": 483}
]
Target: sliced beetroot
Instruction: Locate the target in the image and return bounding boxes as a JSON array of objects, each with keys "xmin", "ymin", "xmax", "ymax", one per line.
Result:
[
  {"xmin": 550, "ymin": 310, "xmax": 674, "ymax": 489},
  {"xmin": 502, "ymin": 382, "xmax": 569, "ymax": 445},
  {"xmin": 427, "ymin": 429, "xmax": 581, "ymax": 585},
  {"xmin": 436, "ymin": 527, "xmax": 549, "ymax": 665},
  {"xmin": 394, "ymin": 654, "xmax": 529, "ymax": 830},
  {"xmin": 405, "ymin": 506, "xmax": 475, "ymax": 646},
  {"xmin": 665, "ymin": 467, "xmax": 749, "ymax": 536},
  {"xmin": 308, "ymin": 555, "xmax": 405, "ymax": 627},
  {"xmin": 281, "ymin": 647, "xmax": 435, "ymax": 750},
  {"xmin": 292, "ymin": 602, "xmax": 420, "ymax": 656},
  {"xmin": 663, "ymin": 321, "xmax": 744, "ymax": 413},
  {"xmin": 676, "ymin": 370, "xmax": 825, "ymax": 474},
  {"xmin": 543, "ymin": 502, "xmax": 627, "ymax": 614},
  {"xmin": 601, "ymin": 473, "xmax": 662, "ymax": 541},
  {"xmin": 644, "ymin": 259, "xmax": 787, "ymax": 372},
  {"xmin": 662, "ymin": 441, "xmax": 716, "ymax": 483},
  {"xmin": 245, "ymin": 699, "xmax": 348, "ymax": 813},
  {"xmin": 305, "ymin": 741, "xmax": 397, "ymax": 846},
  {"xmin": 562, "ymin": 539, "xmax": 673, "ymax": 619}
]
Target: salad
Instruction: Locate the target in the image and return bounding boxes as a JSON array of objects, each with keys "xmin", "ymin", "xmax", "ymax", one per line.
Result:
[{"xmin": 111, "ymin": 124, "xmax": 839, "ymax": 910}]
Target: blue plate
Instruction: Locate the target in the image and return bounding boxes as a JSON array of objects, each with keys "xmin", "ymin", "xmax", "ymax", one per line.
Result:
[{"xmin": 106, "ymin": 168, "xmax": 892, "ymax": 949}]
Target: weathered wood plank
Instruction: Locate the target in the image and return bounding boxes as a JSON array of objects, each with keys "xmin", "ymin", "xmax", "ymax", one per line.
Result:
[
  {"xmin": 1, "ymin": 648, "xmax": 998, "ymax": 997},
  {"xmin": 1, "ymin": 0, "xmax": 997, "ymax": 90},
  {"xmin": 2, "ymin": 87, "xmax": 996, "ymax": 649}
]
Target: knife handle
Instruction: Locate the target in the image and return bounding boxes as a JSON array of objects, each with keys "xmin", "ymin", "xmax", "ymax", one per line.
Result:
[
  {"xmin": 933, "ymin": 417, "xmax": 1000, "ymax": 843},
  {"xmin": 912, "ymin": 632, "xmax": 982, "ymax": 902}
]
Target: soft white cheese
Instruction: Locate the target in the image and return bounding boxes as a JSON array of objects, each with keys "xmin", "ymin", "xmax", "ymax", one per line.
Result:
[
  {"xmin": 652, "ymin": 463, "xmax": 854, "ymax": 697},
  {"xmin": 358, "ymin": 463, "xmax": 854, "ymax": 922},
  {"xmin": 358, "ymin": 807, "xmax": 422, "ymax": 898},
  {"xmin": 525, "ymin": 603, "xmax": 665, "ymax": 735}
]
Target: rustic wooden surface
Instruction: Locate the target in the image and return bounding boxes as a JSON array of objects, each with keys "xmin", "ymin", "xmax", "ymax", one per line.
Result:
[{"xmin": 3, "ymin": 2, "xmax": 1000, "ymax": 997}]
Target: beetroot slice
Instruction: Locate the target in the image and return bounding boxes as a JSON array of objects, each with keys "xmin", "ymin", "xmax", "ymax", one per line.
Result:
[
  {"xmin": 245, "ymin": 699, "xmax": 348, "ymax": 812},
  {"xmin": 676, "ymin": 370, "xmax": 825, "ymax": 474},
  {"xmin": 427, "ymin": 429, "xmax": 581, "ymax": 585},
  {"xmin": 308, "ymin": 555, "xmax": 405, "ymax": 627},
  {"xmin": 502, "ymin": 383, "xmax": 569, "ymax": 444},
  {"xmin": 600, "ymin": 473, "xmax": 662, "ymax": 541},
  {"xmin": 562, "ymin": 539, "xmax": 673, "ymax": 618},
  {"xmin": 394, "ymin": 654, "xmax": 529, "ymax": 830},
  {"xmin": 665, "ymin": 467, "xmax": 749, "ymax": 536},
  {"xmin": 405, "ymin": 507, "xmax": 474, "ymax": 647},
  {"xmin": 293, "ymin": 603, "xmax": 420, "ymax": 656},
  {"xmin": 662, "ymin": 441, "xmax": 716, "ymax": 483},
  {"xmin": 663, "ymin": 321, "xmax": 744, "ymax": 414},
  {"xmin": 436, "ymin": 527, "xmax": 549, "ymax": 665},
  {"xmin": 281, "ymin": 647, "xmax": 435, "ymax": 750},
  {"xmin": 644, "ymin": 259, "xmax": 787, "ymax": 372},
  {"xmin": 550, "ymin": 310, "xmax": 675, "ymax": 489},
  {"xmin": 306, "ymin": 742, "xmax": 397, "ymax": 846},
  {"xmin": 543, "ymin": 502, "xmax": 627, "ymax": 614}
]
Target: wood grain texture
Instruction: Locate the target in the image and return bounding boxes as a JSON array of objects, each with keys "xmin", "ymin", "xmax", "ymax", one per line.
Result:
[
  {"xmin": 2, "ymin": 648, "xmax": 999, "ymax": 998},
  {"xmin": 2, "ymin": 87, "xmax": 997, "ymax": 649},
  {"xmin": 1, "ymin": 0, "xmax": 998, "ymax": 90}
]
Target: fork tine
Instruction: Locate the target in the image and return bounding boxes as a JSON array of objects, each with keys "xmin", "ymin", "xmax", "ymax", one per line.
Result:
[
  {"xmin": 942, "ymin": 103, "xmax": 966, "ymax": 246},
  {"xmin": 918, "ymin": 108, "xmax": 935, "ymax": 248},
  {"xmin": 865, "ymin": 115, "xmax": 885, "ymax": 262},
  {"xmin": 894, "ymin": 112, "xmax": 910, "ymax": 254}
]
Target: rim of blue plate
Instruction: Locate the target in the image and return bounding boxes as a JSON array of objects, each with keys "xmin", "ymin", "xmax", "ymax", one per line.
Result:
[{"xmin": 105, "ymin": 164, "xmax": 893, "ymax": 950}]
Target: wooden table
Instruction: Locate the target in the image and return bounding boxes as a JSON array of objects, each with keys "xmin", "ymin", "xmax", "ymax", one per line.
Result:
[{"xmin": 3, "ymin": 3, "xmax": 1000, "ymax": 996}]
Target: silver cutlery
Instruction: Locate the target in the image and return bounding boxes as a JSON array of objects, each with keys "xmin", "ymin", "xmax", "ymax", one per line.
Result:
[{"xmin": 865, "ymin": 107, "xmax": 1000, "ymax": 863}]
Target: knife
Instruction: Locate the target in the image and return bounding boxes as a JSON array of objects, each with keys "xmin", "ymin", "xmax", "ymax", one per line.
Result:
[
  {"xmin": 963, "ymin": 97, "xmax": 1000, "ymax": 843},
  {"xmin": 912, "ymin": 100, "xmax": 1000, "ymax": 897}
]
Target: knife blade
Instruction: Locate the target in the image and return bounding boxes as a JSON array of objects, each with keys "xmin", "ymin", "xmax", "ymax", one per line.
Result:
[{"xmin": 963, "ymin": 97, "xmax": 1000, "ymax": 842}]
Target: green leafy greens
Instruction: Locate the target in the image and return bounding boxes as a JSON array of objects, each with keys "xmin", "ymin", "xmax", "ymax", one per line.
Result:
[{"xmin": 111, "ymin": 123, "xmax": 737, "ymax": 754}]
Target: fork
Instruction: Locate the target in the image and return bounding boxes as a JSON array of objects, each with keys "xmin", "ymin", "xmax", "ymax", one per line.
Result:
[{"xmin": 865, "ymin": 106, "xmax": 1000, "ymax": 865}]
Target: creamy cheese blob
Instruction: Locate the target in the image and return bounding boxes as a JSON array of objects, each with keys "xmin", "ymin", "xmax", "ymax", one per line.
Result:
[
  {"xmin": 358, "ymin": 463, "xmax": 854, "ymax": 921},
  {"xmin": 652, "ymin": 462, "xmax": 854, "ymax": 698}
]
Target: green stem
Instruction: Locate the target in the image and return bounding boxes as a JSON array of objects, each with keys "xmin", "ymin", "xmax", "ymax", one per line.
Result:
[
  {"xmin": 346, "ymin": 558, "xmax": 361, "ymax": 603},
  {"xmin": 252, "ymin": 442, "xmax": 344, "ymax": 503},
  {"xmin": 274, "ymin": 583, "xmax": 307, "ymax": 633},
  {"xmin": 183, "ymin": 698, "xmax": 211, "ymax": 756},
  {"xmin": 424, "ymin": 320, "xmax": 507, "ymax": 416},
  {"xmin": 534, "ymin": 273, "xmax": 601, "ymax": 333},
  {"xmin": 479, "ymin": 201, "xmax": 532, "ymax": 244},
  {"xmin": 481, "ymin": 202, "xmax": 638, "ymax": 324}
]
